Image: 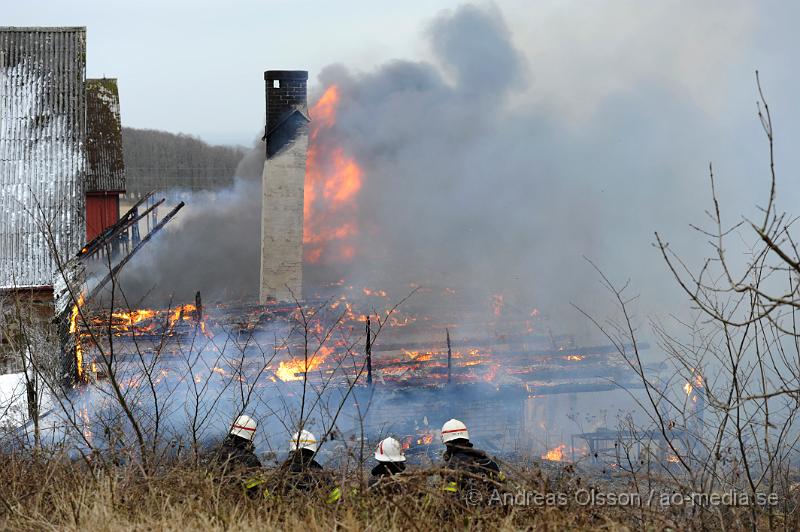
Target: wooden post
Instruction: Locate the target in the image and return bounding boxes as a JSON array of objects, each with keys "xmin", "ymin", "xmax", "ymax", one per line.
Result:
[
  {"xmin": 446, "ymin": 328, "xmax": 452, "ymax": 385},
  {"xmin": 366, "ymin": 317, "xmax": 372, "ymax": 386},
  {"xmin": 195, "ymin": 291, "xmax": 203, "ymax": 323}
]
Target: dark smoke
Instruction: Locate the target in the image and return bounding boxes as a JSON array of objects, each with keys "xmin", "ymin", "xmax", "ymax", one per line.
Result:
[
  {"xmin": 303, "ymin": 3, "xmax": 711, "ymax": 327},
  {"xmin": 117, "ymin": 3, "xmax": 755, "ymax": 340},
  {"xmin": 112, "ymin": 175, "xmax": 261, "ymax": 304}
]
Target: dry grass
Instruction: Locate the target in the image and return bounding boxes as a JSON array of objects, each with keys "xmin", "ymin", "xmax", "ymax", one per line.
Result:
[{"xmin": 0, "ymin": 452, "xmax": 795, "ymax": 531}]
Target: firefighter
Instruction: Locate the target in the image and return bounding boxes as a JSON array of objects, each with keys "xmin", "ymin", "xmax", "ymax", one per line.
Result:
[
  {"xmin": 209, "ymin": 414, "xmax": 267, "ymax": 497},
  {"xmin": 440, "ymin": 419, "xmax": 501, "ymax": 496},
  {"xmin": 281, "ymin": 429, "xmax": 324, "ymax": 492},
  {"xmin": 369, "ymin": 437, "xmax": 407, "ymax": 490},
  {"xmin": 213, "ymin": 414, "xmax": 261, "ymax": 469}
]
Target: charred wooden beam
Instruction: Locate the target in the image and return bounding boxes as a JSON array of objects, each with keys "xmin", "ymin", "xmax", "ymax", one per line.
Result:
[
  {"xmin": 446, "ymin": 328, "xmax": 452, "ymax": 385},
  {"xmin": 195, "ymin": 291, "xmax": 203, "ymax": 322},
  {"xmin": 78, "ymin": 191, "xmax": 161, "ymax": 259},
  {"xmin": 372, "ymin": 332, "xmax": 574, "ymax": 353},
  {"xmin": 366, "ymin": 317, "xmax": 373, "ymax": 386},
  {"xmin": 374, "ymin": 341, "xmax": 647, "ymax": 360},
  {"xmin": 52, "ymin": 258, "xmax": 86, "ymax": 384},
  {"xmin": 87, "ymin": 201, "xmax": 185, "ymax": 302}
]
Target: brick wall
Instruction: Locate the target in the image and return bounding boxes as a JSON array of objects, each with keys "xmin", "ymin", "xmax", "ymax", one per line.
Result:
[{"xmin": 265, "ymin": 70, "xmax": 308, "ymax": 146}]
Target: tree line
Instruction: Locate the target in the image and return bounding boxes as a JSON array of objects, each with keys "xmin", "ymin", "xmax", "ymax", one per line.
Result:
[{"xmin": 121, "ymin": 127, "xmax": 247, "ymax": 194}]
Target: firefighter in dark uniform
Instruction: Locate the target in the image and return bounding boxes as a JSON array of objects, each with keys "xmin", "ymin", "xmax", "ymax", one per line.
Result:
[
  {"xmin": 213, "ymin": 414, "xmax": 261, "ymax": 468},
  {"xmin": 210, "ymin": 414, "xmax": 266, "ymax": 496},
  {"xmin": 369, "ymin": 437, "xmax": 407, "ymax": 492},
  {"xmin": 439, "ymin": 419, "xmax": 501, "ymax": 498},
  {"xmin": 281, "ymin": 429, "xmax": 325, "ymax": 492}
]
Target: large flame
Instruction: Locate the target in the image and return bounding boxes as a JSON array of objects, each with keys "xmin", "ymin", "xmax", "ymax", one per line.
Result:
[
  {"xmin": 304, "ymin": 85, "xmax": 363, "ymax": 264},
  {"xmin": 113, "ymin": 309, "xmax": 157, "ymax": 326},
  {"xmin": 95, "ymin": 304, "xmax": 201, "ymax": 335}
]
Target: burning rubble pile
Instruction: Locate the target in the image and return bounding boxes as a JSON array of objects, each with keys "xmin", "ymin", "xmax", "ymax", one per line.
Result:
[
  {"xmin": 68, "ymin": 285, "xmax": 647, "ymax": 462},
  {"xmin": 73, "ymin": 286, "xmax": 640, "ymax": 395}
]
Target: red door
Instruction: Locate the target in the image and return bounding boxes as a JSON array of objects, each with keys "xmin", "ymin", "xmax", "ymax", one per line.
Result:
[{"xmin": 86, "ymin": 194, "xmax": 120, "ymax": 241}]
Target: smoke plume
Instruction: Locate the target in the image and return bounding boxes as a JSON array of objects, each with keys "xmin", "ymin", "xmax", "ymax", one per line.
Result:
[{"xmin": 117, "ymin": 2, "xmax": 761, "ymax": 339}]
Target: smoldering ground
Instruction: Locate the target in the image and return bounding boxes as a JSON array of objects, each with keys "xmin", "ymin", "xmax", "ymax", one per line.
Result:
[{"xmin": 114, "ymin": 2, "xmax": 777, "ymax": 340}]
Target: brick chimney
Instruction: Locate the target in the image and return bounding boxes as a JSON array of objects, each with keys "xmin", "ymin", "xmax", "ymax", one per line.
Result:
[{"xmin": 259, "ymin": 70, "xmax": 309, "ymax": 303}]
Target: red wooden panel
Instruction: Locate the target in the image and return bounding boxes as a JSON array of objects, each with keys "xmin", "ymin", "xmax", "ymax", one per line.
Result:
[{"xmin": 86, "ymin": 194, "xmax": 120, "ymax": 241}]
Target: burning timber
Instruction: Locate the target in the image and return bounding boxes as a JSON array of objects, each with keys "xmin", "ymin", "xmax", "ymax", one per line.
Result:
[
  {"xmin": 54, "ymin": 195, "xmax": 184, "ymax": 382},
  {"xmin": 77, "ymin": 300, "xmax": 644, "ymax": 390},
  {"xmin": 41, "ymin": 270, "xmax": 671, "ymax": 464},
  {"xmin": 74, "ymin": 296, "xmax": 648, "ymax": 458}
]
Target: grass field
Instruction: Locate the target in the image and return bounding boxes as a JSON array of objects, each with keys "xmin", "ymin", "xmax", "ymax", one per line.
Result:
[{"xmin": 0, "ymin": 451, "xmax": 794, "ymax": 531}]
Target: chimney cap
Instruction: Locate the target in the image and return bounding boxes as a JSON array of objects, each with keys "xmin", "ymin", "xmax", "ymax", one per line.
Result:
[{"xmin": 265, "ymin": 70, "xmax": 308, "ymax": 81}]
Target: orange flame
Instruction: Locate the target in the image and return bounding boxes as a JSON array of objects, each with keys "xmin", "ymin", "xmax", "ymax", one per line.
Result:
[
  {"xmin": 69, "ymin": 294, "xmax": 86, "ymax": 381},
  {"xmin": 275, "ymin": 345, "xmax": 334, "ymax": 382},
  {"xmin": 112, "ymin": 309, "xmax": 157, "ymax": 326},
  {"xmin": 362, "ymin": 287, "xmax": 388, "ymax": 298},
  {"xmin": 304, "ymin": 84, "xmax": 364, "ymax": 264},
  {"xmin": 542, "ymin": 443, "xmax": 567, "ymax": 461},
  {"xmin": 416, "ymin": 432, "xmax": 434, "ymax": 445},
  {"xmin": 167, "ymin": 303, "xmax": 197, "ymax": 328},
  {"xmin": 311, "ymin": 85, "xmax": 339, "ymax": 131},
  {"xmin": 684, "ymin": 372, "xmax": 703, "ymax": 397}
]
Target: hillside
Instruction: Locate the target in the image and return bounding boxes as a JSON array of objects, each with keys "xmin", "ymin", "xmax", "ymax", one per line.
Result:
[{"xmin": 121, "ymin": 127, "xmax": 247, "ymax": 195}]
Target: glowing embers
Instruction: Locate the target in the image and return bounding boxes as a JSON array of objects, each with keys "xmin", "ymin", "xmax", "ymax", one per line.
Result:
[{"xmin": 79, "ymin": 303, "xmax": 212, "ymax": 380}]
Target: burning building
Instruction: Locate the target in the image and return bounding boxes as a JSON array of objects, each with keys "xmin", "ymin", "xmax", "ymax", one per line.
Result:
[
  {"xmin": 0, "ymin": 26, "xmax": 88, "ymax": 379},
  {"xmin": 72, "ymin": 284, "xmax": 651, "ymax": 459},
  {"xmin": 259, "ymin": 70, "xmax": 309, "ymax": 303},
  {"xmin": 0, "ymin": 28, "xmax": 138, "ymax": 381}
]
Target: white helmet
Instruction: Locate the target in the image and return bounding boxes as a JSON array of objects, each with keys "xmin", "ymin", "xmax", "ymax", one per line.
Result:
[
  {"xmin": 441, "ymin": 418, "xmax": 469, "ymax": 443},
  {"xmin": 230, "ymin": 414, "xmax": 257, "ymax": 442},
  {"xmin": 375, "ymin": 437, "xmax": 406, "ymax": 463},
  {"xmin": 289, "ymin": 429, "xmax": 319, "ymax": 452}
]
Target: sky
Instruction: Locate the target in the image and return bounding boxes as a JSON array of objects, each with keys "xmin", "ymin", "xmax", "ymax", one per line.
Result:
[
  {"xmin": 4, "ymin": 0, "xmax": 797, "ymax": 147},
  {"xmin": 5, "ymin": 0, "xmax": 465, "ymax": 145}
]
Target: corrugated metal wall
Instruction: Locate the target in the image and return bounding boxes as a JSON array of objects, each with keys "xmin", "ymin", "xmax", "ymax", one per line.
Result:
[
  {"xmin": 86, "ymin": 78, "xmax": 125, "ymax": 193},
  {"xmin": 0, "ymin": 27, "xmax": 87, "ymax": 289}
]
